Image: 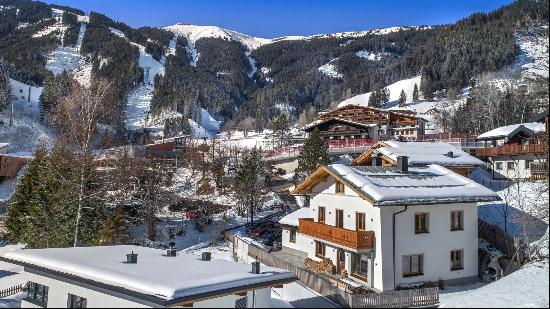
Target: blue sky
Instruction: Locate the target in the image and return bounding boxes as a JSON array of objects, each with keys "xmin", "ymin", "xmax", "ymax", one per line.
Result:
[{"xmin": 43, "ymin": 0, "xmax": 514, "ymax": 38}]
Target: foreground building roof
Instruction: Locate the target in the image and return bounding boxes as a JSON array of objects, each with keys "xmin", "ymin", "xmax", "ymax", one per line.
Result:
[
  {"xmin": 1, "ymin": 245, "xmax": 295, "ymax": 306},
  {"xmin": 292, "ymin": 164, "xmax": 500, "ymax": 206}
]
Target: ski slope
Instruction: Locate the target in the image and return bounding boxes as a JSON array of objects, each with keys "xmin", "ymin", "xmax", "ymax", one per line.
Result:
[
  {"xmin": 46, "ymin": 23, "xmax": 87, "ymax": 76},
  {"xmin": 108, "ymin": 28, "xmax": 167, "ymax": 130},
  {"xmin": 339, "ymin": 75, "xmax": 422, "ymax": 107}
]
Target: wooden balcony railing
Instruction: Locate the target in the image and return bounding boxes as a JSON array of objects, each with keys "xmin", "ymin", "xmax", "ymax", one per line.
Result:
[
  {"xmin": 476, "ymin": 144, "xmax": 546, "ymax": 157},
  {"xmin": 298, "ymin": 218, "xmax": 374, "ymax": 250},
  {"xmin": 531, "ymin": 162, "xmax": 549, "ymax": 180}
]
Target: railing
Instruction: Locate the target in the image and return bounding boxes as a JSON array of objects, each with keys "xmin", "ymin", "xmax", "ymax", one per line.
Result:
[
  {"xmin": 476, "ymin": 144, "xmax": 546, "ymax": 157},
  {"xmin": 325, "ymin": 138, "xmax": 373, "ymax": 149},
  {"xmin": 352, "ymin": 287, "xmax": 439, "ymax": 308},
  {"xmin": 0, "ymin": 284, "xmax": 24, "ymax": 298},
  {"xmin": 531, "ymin": 162, "xmax": 549, "ymax": 180},
  {"xmin": 298, "ymin": 219, "xmax": 374, "ymax": 250}
]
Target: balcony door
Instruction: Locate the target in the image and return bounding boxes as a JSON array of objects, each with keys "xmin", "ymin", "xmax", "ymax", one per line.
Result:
[
  {"xmin": 336, "ymin": 209, "xmax": 344, "ymax": 228},
  {"xmin": 337, "ymin": 249, "xmax": 346, "ymax": 274}
]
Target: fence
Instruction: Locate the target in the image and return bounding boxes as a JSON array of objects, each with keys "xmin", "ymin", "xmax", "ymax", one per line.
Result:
[
  {"xmin": 0, "ymin": 284, "xmax": 24, "ymax": 298},
  {"xmin": 478, "ymin": 219, "xmax": 527, "ymax": 264},
  {"xmin": 228, "ymin": 234, "xmax": 439, "ymax": 308},
  {"xmin": 352, "ymin": 287, "xmax": 439, "ymax": 308}
]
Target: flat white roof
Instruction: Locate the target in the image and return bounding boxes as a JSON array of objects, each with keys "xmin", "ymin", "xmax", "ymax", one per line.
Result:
[
  {"xmin": 1, "ymin": 246, "xmax": 295, "ymax": 302},
  {"xmin": 279, "ymin": 207, "xmax": 314, "ymax": 226},
  {"xmin": 328, "ymin": 164, "xmax": 500, "ymax": 206},
  {"xmin": 477, "ymin": 122, "xmax": 545, "ymax": 140},
  {"xmin": 377, "ymin": 141, "xmax": 485, "ymax": 167}
]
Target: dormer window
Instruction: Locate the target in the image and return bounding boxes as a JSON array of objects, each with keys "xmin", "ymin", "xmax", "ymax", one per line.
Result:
[{"xmin": 335, "ymin": 180, "xmax": 345, "ymax": 194}]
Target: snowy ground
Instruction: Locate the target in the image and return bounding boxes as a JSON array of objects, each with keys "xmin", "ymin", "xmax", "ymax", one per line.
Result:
[
  {"xmin": 318, "ymin": 59, "xmax": 343, "ymax": 79},
  {"xmin": 440, "ymin": 262, "xmax": 549, "ymax": 308},
  {"xmin": 339, "ymin": 75, "xmax": 422, "ymax": 107},
  {"xmin": 514, "ymin": 27, "xmax": 549, "ymax": 80}
]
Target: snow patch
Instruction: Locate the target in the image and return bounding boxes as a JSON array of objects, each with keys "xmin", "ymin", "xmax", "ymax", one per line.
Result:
[
  {"xmin": 318, "ymin": 59, "xmax": 343, "ymax": 79},
  {"xmin": 355, "ymin": 50, "xmax": 389, "ymax": 61},
  {"xmin": 339, "ymin": 75, "xmax": 421, "ymax": 107}
]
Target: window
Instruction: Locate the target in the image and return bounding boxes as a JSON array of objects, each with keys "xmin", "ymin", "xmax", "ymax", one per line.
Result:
[
  {"xmin": 356, "ymin": 212, "xmax": 366, "ymax": 231},
  {"xmin": 403, "ymin": 255, "xmax": 423, "ymax": 277},
  {"xmin": 315, "ymin": 242, "xmax": 326, "ymax": 258},
  {"xmin": 352, "ymin": 254, "xmax": 369, "ymax": 281},
  {"xmin": 25, "ymin": 282, "xmax": 49, "ymax": 307},
  {"xmin": 289, "ymin": 229, "xmax": 296, "ymax": 243},
  {"xmin": 68, "ymin": 294, "xmax": 87, "ymax": 308},
  {"xmin": 525, "ymin": 160, "xmax": 532, "ymax": 169},
  {"xmin": 336, "ymin": 209, "xmax": 344, "ymax": 228},
  {"xmin": 507, "ymin": 162, "xmax": 516, "ymax": 170},
  {"xmin": 451, "ymin": 250, "xmax": 464, "ymax": 270},
  {"xmin": 451, "ymin": 211, "xmax": 464, "ymax": 231},
  {"xmin": 495, "ymin": 162, "xmax": 503, "ymax": 170},
  {"xmin": 318, "ymin": 207, "xmax": 326, "ymax": 223},
  {"xmin": 335, "ymin": 180, "xmax": 345, "ymax": 194},
  {"xmin": 415, "ymin": 213, "xmax": 429, "ymax": 234}
]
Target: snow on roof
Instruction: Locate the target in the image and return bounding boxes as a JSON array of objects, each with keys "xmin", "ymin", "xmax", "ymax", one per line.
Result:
[
  {"xmin": 0, "ymin": 143, "xmax": 9, "ymax": 148},
  {"xmin": 302, "ymin": 116, "xmax": 379, "ymax": 131},
  {"xmin": 326, "ymin": 164, "xmax": 499, "ymax": 206},
  {"xmin": 376, "ymin": 141, "xmax": 485, "ymax": 167},
  {"xmin": 477, "ymin": 122, "xmax": 545, "ymax": 140},
  {"xmin": 279, "ymin": 207, "xmax": 314, "ymax": 226},
  {"xmin": 1, "ymin": 246, "xmax": 295, "ymax": 302}
]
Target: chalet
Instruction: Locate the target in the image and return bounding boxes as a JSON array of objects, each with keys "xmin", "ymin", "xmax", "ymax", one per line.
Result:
[
  {"xmin": 352, "ymin": 141, "xmax": 485, "ymax": 177},
  {"xmin": 476, "ymin": 122, "xmax": 547, "ymax": 180},
  {"xmin": 303, "ymin": 105, "xmax": 427, "ymax": 143},
  {"xmin": 0, "ymin": 245, "xmax": 296, "ymax": 308},
  {"xmin": 282, "ymin": 160, "xmax": 499, "ymax": 292}
]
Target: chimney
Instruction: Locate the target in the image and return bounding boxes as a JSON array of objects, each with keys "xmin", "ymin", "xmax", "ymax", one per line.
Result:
[
  {"xmin": 446, "ymin": 151, "xmax": 454, "ymax": 158},
  {"xmin": 166, "ymin": 242, "xmax": 177, "ymax": 257},
  {"xmin": 126, "ymin": 251, "xmax": 138, "ymax": 264},
  {"xmin": 372, "ymin": 153, "xmax": 382, "ymax": 166},
  {"xmin": 251, "ymin": 261, "xmax": 261, "ymax": 274},
  {"xmin": 201, "ymin": 252, "xmax": 212, "ymax": 261},
  {"xmin": 397, "ymin": 156, "xmax": 409, "ymax": 173}
]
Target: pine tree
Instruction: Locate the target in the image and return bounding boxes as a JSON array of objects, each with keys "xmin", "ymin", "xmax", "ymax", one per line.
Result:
[
  {"xmin": 398, "ymin": 89, "xmax": 407, "ymax": 107},
  {"xmin": 271, "ymin": 113, "xmax": 290, "ymax": 148},
  {"xmin": 412, "ymin": 83, "xmax": 419, "ymax": 101},
  {"xmin": 368, "ymin": 84, "xmax": 382, "ymax": 107},
  {"xmin": 294, "ymin": 129, "xmax": 330, "ymax": 184}
]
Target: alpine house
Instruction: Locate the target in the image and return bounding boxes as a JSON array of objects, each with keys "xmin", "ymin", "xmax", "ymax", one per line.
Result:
[{"xmin": 282, "ymin": 158, "xmax": 499, "ymax": 292}]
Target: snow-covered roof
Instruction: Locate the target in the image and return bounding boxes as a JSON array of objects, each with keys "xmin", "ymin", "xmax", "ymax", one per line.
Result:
[
  {"xmin": 320, "ymin": 164, "xmax": 499, "ymax": 206},
  {"xmin": 1, "ymin": 246, "xmax": 295, "ymax": 304},
  {"xmin": 302, "ymin": 117, "xmax": 379, "ymax": 131},
  {"xmin": 375, "ymin": 141, "xmax": 485, "ymax": 167},
  {"xmin": 477, "ymin": 122, "xmax": 545, "ymax": 140},
  {"xmin": 279, "ymin": 207, "xmax": 314, "ymax": 226},
  {"xmin": 0, "ymin": 143, "xmax": 9, "ymax": 149}
]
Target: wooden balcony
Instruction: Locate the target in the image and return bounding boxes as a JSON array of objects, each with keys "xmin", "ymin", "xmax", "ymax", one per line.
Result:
[
  {"xmin": 531, "ymin": 162, "xmax": 549, "ymax": 180},
  {"xmin": 476, "ymin": 143, "xmax": 546, "ymax": 157},
  {"xmin": 298, "ymin": 219, "xmax": 374, "ymax": 250}
]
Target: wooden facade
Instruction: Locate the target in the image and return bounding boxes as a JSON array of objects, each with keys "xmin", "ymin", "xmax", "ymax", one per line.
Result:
[{"xmin": 306, "ymin": 105, "xmax": 426, "ymax": 139}]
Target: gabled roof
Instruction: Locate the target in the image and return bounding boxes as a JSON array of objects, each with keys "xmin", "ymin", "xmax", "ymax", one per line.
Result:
[
  {"xmin": 292, "ymin": 164, "xmax": 499, "ymax": 206},
  {"xmin": 0, "ymin": 246, "xmax": 295, "ymax": 306},
  {"xmin": 528, "ymin": 111, "xmax": 548, "ymax": 123},
  {"xmin": 477, "ymin": 122, "xmax": 545, "ymax": 141},
  {"xmin": 352, "ymin": 141, "xmax": 485, "ymax": 167}
]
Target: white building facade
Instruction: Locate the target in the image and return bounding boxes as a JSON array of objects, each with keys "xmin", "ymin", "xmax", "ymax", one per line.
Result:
[{"xmin": 284, "ymin": 163, "xmax": 499, "ymax": 291}]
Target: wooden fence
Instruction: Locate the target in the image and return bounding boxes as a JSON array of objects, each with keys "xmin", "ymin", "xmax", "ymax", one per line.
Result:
[
  {"xmin": 229, "ymin": 234, "xmax": 439, "ymax": 308},
  {"xmin": 0, "ymin": 284, "xmax": 23, "ymax": 298},
  {"xmin": 352, "ymin": 287, "xmax": 439, "ymax": 308},
  {"xmin": 478, "ymin": 219, "xmax": 527, "ymax": 264}
]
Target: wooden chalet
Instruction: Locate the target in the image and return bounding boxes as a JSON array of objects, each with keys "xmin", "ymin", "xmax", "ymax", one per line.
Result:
[{"xmin": 304, "ymin": 105, "xmax": 426, "ymax": 142}]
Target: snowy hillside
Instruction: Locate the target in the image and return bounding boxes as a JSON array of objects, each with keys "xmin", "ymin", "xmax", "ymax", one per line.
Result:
[
  {"xmin": 339, "ymin": 75, "xmax": 422, "ymax": 107},
  {"xmin": 46, "ymin": 23, "xmax": 87, "ymax": 76},
  {"xmin": 514, "ymin": 27, "xmax": 549, "ymax": 80},
  {"xmin": 318, "ymin": 59, "xmax": 343, "ymax": 79},
  {"xmin": 0, "ymin": 79, "xmax": 53, "ymax": 153}
]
